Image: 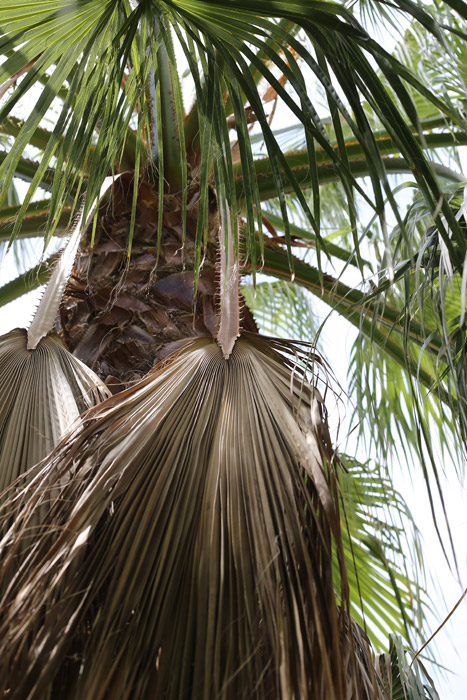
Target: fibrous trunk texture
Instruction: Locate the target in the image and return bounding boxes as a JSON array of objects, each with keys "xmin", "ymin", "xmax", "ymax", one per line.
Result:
[{"xmin": 59, "ymin": 174, "xmax": 255, "ymax": 390}]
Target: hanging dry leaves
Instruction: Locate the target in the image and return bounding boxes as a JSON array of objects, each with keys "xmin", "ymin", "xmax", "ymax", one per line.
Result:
[
  {"xmin": 0, "ymin": 328, "xmax": 110, "ymax": 492},
  {"xmin": 0, "ymin": 333, "xmax": 381, "ymax": 699}
]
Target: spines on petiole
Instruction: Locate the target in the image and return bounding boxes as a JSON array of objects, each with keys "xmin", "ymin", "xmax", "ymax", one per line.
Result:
[
  {"xmin": 27, "ymin": 175, "xmax": 120, "ymax": 350},
  {"xmin": 216, "ymin": 201, "xmax": 240, "ymax": 359}
]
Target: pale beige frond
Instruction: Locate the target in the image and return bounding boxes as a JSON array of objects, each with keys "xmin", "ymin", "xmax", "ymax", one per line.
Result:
[
  {"xmin": 0, "ymin": 328, "xmax": 110, "ymax": 492},
  {"xmin": 0, "ymin": 334, "xmax": 382, "ymax": 699},
  {"xmin": 216, "ymin": 201, "xmax": 240, "ymax": 358}
]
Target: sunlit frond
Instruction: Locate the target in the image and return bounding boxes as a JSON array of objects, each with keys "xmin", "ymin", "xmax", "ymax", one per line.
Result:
[
  {"xmin": 0, "ymin": 328, "xmax": 109, "ymax": 490},
  {"xmin": 0, "ymin": 0, "xmax": 466, "ymax": 271},
  {"xmin": 338, "ymin": 457, "xmax": 427, "ymax": 652}
]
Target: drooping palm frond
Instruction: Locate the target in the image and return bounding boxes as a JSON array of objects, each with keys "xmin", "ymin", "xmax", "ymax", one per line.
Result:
[
  {"xmin": 337, "ymin": 457, "xmax": 426, "ymax": 652},
  {"xmin": 349, "ymin": 179, "xmax": 467, "ymax": 462},
  {"xmin": 349, "ymin": 325, "xmax": 459, "ymax": 466},
  {"xmin": 0, "ymin": 328, "xmax": 109, "ymax": 491},
  {"xmin": 0, "ymin": 333, "xmax": 382, "ymax": 700},
  {"xmin": 394, "ymin": 4, "xmax": 467, "ymax": 120},
  {"xmin": 378, "ymin": 635, "xmax": 440, "ymax": 700},
  {"xmin": 243, "ymin": 280, "xmax": 428, "ymax": 651},
  {"xmin": 1, "ymin": 0, "xmax": 466, "ymax": 269}
]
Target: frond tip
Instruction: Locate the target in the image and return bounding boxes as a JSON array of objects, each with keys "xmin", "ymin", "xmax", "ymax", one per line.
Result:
[{"xmin": 0, "ymin": 333, "xmax": 382, "ymax": 699}]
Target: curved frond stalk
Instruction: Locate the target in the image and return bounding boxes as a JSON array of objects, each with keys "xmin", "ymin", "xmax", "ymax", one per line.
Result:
[
  {"xmin": 0, "ymin": 328, "xmax": 109, "ymax": 492},
  {"xmin": 0, "ymin": 115, "xmax": 60, "ymax": 155},
  {"xmin": 27, "ymin": 175, "xmax": 120, "ymax": 350},
  {"xmin": 0, "ymin": 200, "xmax": 72, "ymax": 242},
  {"xmin": 216, "ymin": 201, "xmax": 240, "ymax": 358},
  {"xmin": 255, "ymin": 246, "xmax": 447, "ymax": 364},
  {"xmin": 246, "ymin": 152, "xmax": 466, "ymax": 204},
  {"xmin": 0, "ymin": 334, "xmax": 382, "ymax": 700},
  {"xmin": 0, "ymin": 151, "xmax": 59, "ymax": 197},
  {"xmin": 260, "ymin": 210, "xmax": 370, "ymax": 267},
  {"xmin": 0, "ymin": 253, "xmax": 59, "ymax": 309}
]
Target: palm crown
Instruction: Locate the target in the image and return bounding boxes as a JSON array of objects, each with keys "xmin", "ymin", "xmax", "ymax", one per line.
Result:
[{"xmin": 0, "ymin": 0, "xmax": 466, "ymax": 697}]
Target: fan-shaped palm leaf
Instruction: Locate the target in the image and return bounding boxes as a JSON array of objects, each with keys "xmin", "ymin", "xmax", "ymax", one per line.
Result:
[
  {"xmin": 0, "ymin": 328, "xmax": 109, "ymax": 491},
  {"xmin": 0, "ymin": 333, "xmax": 381, "ymax": 700},
  {"xmin": 0, "ymin": 0, "xmax": 465, "ymax": 264}
]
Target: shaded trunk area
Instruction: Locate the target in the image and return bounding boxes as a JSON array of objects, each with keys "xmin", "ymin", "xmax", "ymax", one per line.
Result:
[
  {"xmin": 0, "ymin": 176, "xmax": 383, "ymax": 699},
  {"xmin": 60, "ymin": 174, "xmax": 255, "ymax": 390}
]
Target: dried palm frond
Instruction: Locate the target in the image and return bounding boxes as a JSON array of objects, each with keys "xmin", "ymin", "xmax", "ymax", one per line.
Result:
[
  {"xmin": 0, "ymin": 333, "xmax": 382, "ymax": 700},
  {"xmin": 0, "ymin": 176, "xmax": 121, "ymax": 490},
  {"xmin": 0, "ymin": 328, "xmax": 109, "ymax": 492}
]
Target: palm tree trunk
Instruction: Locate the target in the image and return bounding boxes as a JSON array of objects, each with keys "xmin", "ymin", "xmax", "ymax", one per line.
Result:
[{"xmin": 59, "ymin": 174, "xmax": 256, "ymax": 390}]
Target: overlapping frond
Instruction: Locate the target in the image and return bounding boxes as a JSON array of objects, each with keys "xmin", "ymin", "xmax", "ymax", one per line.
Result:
[
  {"xmin": 0, "ymin": 176, "xmax": 120, "ymax": 490},
  {"xmin": 378, "ymin": 635, "xmax": 440, "ymax": 700},
  {"xmin": 348, "ymin": 179, "xmax": 467, "ymax": 462},
  {"xmin": 0, "ymin": 328, "xmax": 109, "ymax": 491},
  {"xmin": 1, "ymin": 0, "xmax": 466, "ymax": 272},
  {"xmin": 243, "ymin": 280, "xmax": 428, "ymax": 651},
  {"xmin": 0, "ymin": 334, "xmax": 382, "ymax": 700},
  {"xmin": 337, "ymin": 457, "xmax": 426, "ymax": 651}
]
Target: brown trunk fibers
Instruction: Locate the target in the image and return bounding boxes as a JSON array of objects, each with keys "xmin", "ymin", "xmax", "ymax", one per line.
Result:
[{"xmin": 60, "ymin": 174, "xmax": 256, "ymax": 391}]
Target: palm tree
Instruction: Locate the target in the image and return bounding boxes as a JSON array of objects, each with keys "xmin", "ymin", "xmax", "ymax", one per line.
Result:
[{"xmin": 0, "ymin": 0, "xmax": 466, "ymax": 697}]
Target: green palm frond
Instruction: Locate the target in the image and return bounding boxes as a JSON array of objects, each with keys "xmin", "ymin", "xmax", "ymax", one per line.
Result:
[
  {"xmin": 242, "ymin": 278, "xmax": 324, "ymax": 345},
  {"xmin": 348, "ymin": 329, "xmax": 458, "ymax": 464},
  {"xmin": 0, "ymin": 200, "xmax": 72, "ymax": 242},
  {"xmin": 338, "ymin": 457, "xmax": 426, "ymax": 652},
  {"xmin": 378, "ymin": 635, "xmax": 440, "ymax": 700},
  {"xmin": 0, "ymin": 252, "xmax": 59, "ymax": 308},
  {"xmin": 357, "ymin": 180, "xmax": 467, "ymax": 459},
  {"xmin": 395, "ymin": 6, "xmax": 467, "ymax": 110},
  {"xmin": 0, "ymin": 0, "xmax": 466, "ymax": 268}
]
